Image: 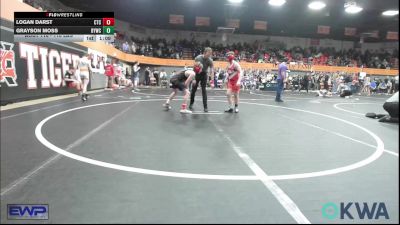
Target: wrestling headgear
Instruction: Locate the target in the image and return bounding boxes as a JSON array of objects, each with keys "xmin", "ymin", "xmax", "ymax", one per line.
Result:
[{"xmin": 227, "ymin": 51, "xmax": 235, "ymax": 62}]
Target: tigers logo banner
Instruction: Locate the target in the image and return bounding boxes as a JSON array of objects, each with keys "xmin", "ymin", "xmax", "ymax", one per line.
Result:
[
  {"xmin": 0, "ymin": 22, "xmax": 87, "ymax": 103},
  {"xmin": 0, "ymin": 42, "xmax": 17, "ymax": 87}
]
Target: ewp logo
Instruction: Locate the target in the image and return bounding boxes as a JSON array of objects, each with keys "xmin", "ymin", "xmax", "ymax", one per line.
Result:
[
  {"xmin": 7, "ymin": 204, "xmax": 49, "ymax": 220},
  {"xmin": 322, "ymin": 202, "xmax": 389, "ymax": 220}
]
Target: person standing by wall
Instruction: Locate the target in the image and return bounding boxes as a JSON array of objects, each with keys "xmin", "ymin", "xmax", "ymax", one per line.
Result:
[
  {"xmin": 113, "ymin": 60, "xmax": 122, "ymax": 89},
  {"xmin": 214, "ymin": 68, "xmax": 220, "ymax": 89},
  {"xmin": 275, "ymin": 59, "xmax": 288, "ymax": 102},
  {"xmin": 76, "ymin": 53, "xmax": 93, "ymax": 101},
  {"xmin": 104, "ymin": 59, "xmax": 114, "ymax": 90},
  {"xmin": 153, "ymin": 68, "xmax": 160, "ymax": 86},
  {"xmin": 144, "ymin": 67, "xmax": 151, "ymax": 86},
  {"xmin": 361, "ymin": 75, "xmax": 371, "ymax": 96},
  {"xmin": 131, "ymin": 61, "xmax": 141, "ymax": 92},
  {"xmin": 303, "ymin": 73, "xmax": 309, "ymax": 93},
  {"xmin": 160, "ymin": 69, "xmax": 168, "ymax": 88}
]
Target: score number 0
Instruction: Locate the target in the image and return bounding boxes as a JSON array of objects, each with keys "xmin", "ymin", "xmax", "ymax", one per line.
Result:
[{"xmin": 102, "ymin": 18, "xmax": 114, "ymax": 26}]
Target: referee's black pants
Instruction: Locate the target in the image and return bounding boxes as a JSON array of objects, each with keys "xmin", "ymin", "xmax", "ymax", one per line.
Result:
[{"xmin": 190, "ymin": 72, "xmax": 208, "ymax": 108}]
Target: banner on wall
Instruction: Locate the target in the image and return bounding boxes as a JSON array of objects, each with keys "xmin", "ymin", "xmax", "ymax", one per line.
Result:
[
  {"xmin": 0, "ymin": 19, "xmax": 88, "ymax": 103},
  {"xmin": 386, "ymin": 31, "xmax": 398, "ymax": 40},
  {"xmin": 344, "ymin": 27, "xmax": 357, "ymax": 36},
  {"xmin": 169, "ymin": 14, "xmax": 184, "ymax": 25},
  {"xmin": 0, "ymin": 42, "xmax": 18, "ymax": 87},
  {"xmin": 195, "ymin": 17, "xmax": 210, "ymax": 27},
  {"xmin": 226, "ymin": 19, "xmax": 240, "ymax": 29},
  {"xmin": 0, "ymin": 41, "xmax": 86, "ymax": 102},
  {"xmin": 254, "ymin": 20, "xmax": 267, "ymax": 31},
  {"xmin": 317, "ymin": 25, "xmax": 330, "ymax": 35}
]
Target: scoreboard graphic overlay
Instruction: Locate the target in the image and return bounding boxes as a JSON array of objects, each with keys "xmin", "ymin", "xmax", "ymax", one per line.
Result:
[{"xmin": 14, "ymin": 12, "xmax": 114, "ymax": 42}]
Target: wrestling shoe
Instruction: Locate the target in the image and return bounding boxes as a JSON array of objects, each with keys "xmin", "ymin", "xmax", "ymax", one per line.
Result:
[
  {"xmin": 225, "ymin": 108, "xmax": 233, "ymax": 113},
  {"xmin": 180, "ymin": 109, "xmax": 192, "ymax": 114},
  {"xmin": 163, "ymin": 103, "xmax": 172, "ymax": 110}
]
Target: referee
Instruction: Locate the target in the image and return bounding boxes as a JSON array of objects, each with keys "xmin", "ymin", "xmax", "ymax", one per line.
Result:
[{"xmin": 189, "ymin": 47, "xmax": 214, "ymax": 112}]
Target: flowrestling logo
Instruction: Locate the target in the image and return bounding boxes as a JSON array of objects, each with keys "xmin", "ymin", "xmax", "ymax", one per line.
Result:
[{"xmin": 322, "ymin": 202, "xmax": 389, "ymax": 220}]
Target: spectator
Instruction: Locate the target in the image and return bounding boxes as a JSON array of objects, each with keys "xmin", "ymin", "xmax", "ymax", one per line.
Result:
[
  {"xmin": 378, "ymin": 79, "xmax": 388, "ymax": 94},
  {"xmin": 370, "ymin": 80, "xmax": 378, "ymax": 94},
  {"xmin": 303, "ymin": 74, "xmax": 309, "ymax": 93},
  {"xmin": 153, "ymin": 68, "xmax": 160, "ymax": 86},
  {"xmin": 387, "ymin": 79, "xmax": 394, "ymax": 94},
  {"xmin": 104, "ymin": 59, "xmax": 115, "ymax": 90},
  {"xmin": 144, "ymin": 67, "xmax": 151, "ymax": 86},
  {"xmin": 110, "ymin": 36, "xmax": 398, "ymax": 70},
  {"xmin": 160, "ymin": 69, "xmax": 167, "ymax": 79},
  {"xmin": 361, "ymin": 75, "xmax": 371, "ymax": 96},
  {"xmin": 122, "ymin": 41, "xmax": 129, "ymax": 53},
  {"xmin": 275, "ymin": 60, "xmax": 288, "ymax": 102},
  {"xmin": 113, "ymin": 60, "xmax": 122, "ymax": 88},
  {"xmin": 131, "ymin": 42, "xmax": 137, "ymax": 54},
  {"xmin": 131, "ymin": 61, "xmax": 141, "ymax": 92}
]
